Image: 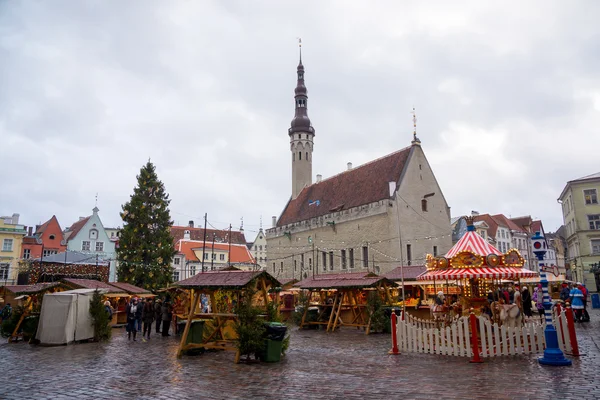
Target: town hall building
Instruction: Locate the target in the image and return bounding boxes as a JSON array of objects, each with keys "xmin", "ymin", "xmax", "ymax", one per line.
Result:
[{"xmin": 266, "ymin": 53, "xmax": 452, "ymax": 280}]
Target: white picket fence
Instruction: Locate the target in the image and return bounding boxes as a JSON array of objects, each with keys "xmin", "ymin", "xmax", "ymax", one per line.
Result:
[{"xmin": 394, "ymin": 307, "xmax": 577, "ymax": 358}]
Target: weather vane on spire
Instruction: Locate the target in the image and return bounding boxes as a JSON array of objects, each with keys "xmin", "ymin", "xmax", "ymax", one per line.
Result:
[
  {"xmin": 297, "ymin": 37, "xmax": 302, "ymax": 62},
  {"xmin": 411, "ymin": 107, "xmax": 421, "ymax": 144},
  {"xmin": 95, "ymin": 192, "xmax": 98, "ymax": 207}
]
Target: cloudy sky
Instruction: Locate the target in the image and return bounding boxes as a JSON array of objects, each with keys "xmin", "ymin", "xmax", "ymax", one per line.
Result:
[{"xmin": 2, "ymin": 1, "xmax": 599, "ymax": 238}]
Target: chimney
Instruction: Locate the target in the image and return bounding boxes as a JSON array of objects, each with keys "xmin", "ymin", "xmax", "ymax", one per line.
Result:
[
  {"xmin": 188, "ymin": 220, "xmax": 194, "ymax": 228},
  {"xmin": 28, "ymin": 226, "xmax": 33, "ymax": 236},
  {"xmin": 184, "ymin": 230, "xmax": 191, "ymax": 240},
  {"xmin": 12, "ymin": 213, "xmax": 19, "ymax": 224},
  {"xmin": 347, "ymin": 162, "xmax": 352, "ymax": 170},
  {"xmin": 272, "ymin": 216, "xmax": 277, "ymax": 227},
  {"xmin": 471, "ymin": 211, "xmax": 480, "ymax": 217},
  {"xmin": 316, "ymin": 174, "xmax": 322, "ymax": 183}
]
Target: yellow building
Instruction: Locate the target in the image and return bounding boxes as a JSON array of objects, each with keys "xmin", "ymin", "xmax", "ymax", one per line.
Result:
[
  {"xmin": 0, "ymin": 213, "xmax": 27, "ymax": 285},
  {"xmin": 559, "ymin": 172, "xmax": 600, "ymax": 291}
]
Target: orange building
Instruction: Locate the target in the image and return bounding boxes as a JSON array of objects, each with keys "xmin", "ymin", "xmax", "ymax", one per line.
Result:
[{"xmin": 21, "ymin": 216, "xmax": 67, "ymax": 260}]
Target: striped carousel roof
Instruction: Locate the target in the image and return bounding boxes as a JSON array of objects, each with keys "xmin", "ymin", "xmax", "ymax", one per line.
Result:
[
  {"xmin": 417, "ymin": 267, "xmax": 537, "ymax": 281},
  {"xmin": 445, "ymin": 230, "xmax": 502, "ymax": 258}
]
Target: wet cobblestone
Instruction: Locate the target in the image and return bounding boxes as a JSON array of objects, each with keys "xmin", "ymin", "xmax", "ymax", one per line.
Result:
[{"xmin": 1, "ymin": 310, "xmax": 600, "ymax": 399}]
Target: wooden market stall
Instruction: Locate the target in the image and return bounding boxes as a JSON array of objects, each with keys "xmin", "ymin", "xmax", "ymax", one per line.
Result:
[
  {"xmin": 294, "ymin": 272, "xmax": 397, "ymax": 334},
  {"xmin": 173, "ymin": 269, "xmax": 281, "ymax": 362},
  {"xmin": 1, "ymin": 282, "xmax": 69, "ymax": 342},
  {"xmin": 104, "ymin": 282, "xmax": 155, "ymax": 325},
  {"xmin": 417, "ymin": 217, "xmax": 537, "ymax": 318},
  {"xmin": 61, "ymin": 278, "xmax": 130, "ymax": 326},
  {"xmin": 272, "ymin": 278, "xmax": 299, "ymax": 321}
]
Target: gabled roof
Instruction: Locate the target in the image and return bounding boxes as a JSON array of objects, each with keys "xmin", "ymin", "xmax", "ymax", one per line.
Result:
[
  {"xmin": 109, "ymin": 282, "xmax": 151, "ymax": 294},
  {"xmin": 383, "ymin": 265, "xmax": 427, "ymax": 281},
  {"xmin": 277, "ymin": 146, "xmax": 412, "ymax": 226},
  {"xmin": 175, "ymin": 270, "xmax": 280, "ymax": 289},
  {"xmin": 446, "ymin": 230, "xmax": 502, "ymax": 258},
  {"xmin": 64, "ymin": 216, "xmax": 91, "ymax": 241},
  {"xmin": 491, "ymin": 214, "xmax": 525, "ymax": 233},
  {"xmin": 510, "ymin": 216, "xmax": 533, "ymax": 233},
  {"xmin": 294, "ymin": 271, "xmax": 397, "ymax": 290},
  {"xmin": 175, "ymin": 240, "xmax": 255, "ymax": 264},
  {"xmin": 62, "ymin": 278, "xmax": 123, "ymax": 293},
  {"xmin": 473, "ymin": 214, "xmax": 499, "ymax": 238},
  {"xmin": 170, "ymin": 226, "xmax": 246, "ymax": 245},
  {"xmin": 531, "ymin": 220, "xmax": 543, "ymax": 235}
]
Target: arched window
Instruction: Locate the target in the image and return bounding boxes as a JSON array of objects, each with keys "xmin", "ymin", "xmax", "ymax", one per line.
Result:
[
  {"xmin": 299, "ymin": 152, "xmax": 302, "ymax": 160},
  {"xmin": 421, "ymin": 199, "xmax": 428, "ymax": 212}
]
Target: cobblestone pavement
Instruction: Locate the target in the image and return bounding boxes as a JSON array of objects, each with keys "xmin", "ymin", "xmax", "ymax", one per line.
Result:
[{"xmin": 2, "ymin": 309, "xmax": 600, "ymax": 400}]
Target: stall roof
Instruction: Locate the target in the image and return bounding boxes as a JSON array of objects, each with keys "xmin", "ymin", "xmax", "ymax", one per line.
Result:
[
  {"xmin": 2, "ymin": 282, "xmax": 64, "ymax": 295},
  {"xmin": 276, "ymin": 278, "xmax": 299, "ymax": 288},
  {"xmin": 446, "ymin": 230, "xmax": 502, "ymax": 258},
  {"xmin": 295, "ymin": 272, "xmax": 397, "ymax": 290},
  {"xmin": 174, "ymin": 270, "xmax": 280, "ymax": 290},
  {"xmin": 418, "ymin": 267, "xmax": 537, "ymax": 281},
  {"xmin": 109, "ymin": 282, "xmax": 151, "ymax": 294},
  {"xmin": 383, "ymin": 265, "xmax": 427, "ymax": 281},
  {"xmin": 62, "ymin": 278, "xmax": 124, "ymax": 293}
]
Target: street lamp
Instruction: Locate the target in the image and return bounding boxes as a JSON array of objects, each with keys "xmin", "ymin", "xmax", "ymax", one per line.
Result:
[{"xmin": 533, "ymin": 231, "xmax": 571, "ymax": 366}]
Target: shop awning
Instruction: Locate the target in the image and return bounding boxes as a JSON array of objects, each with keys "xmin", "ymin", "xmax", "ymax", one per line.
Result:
[{"xmin": 418, "ymin": 267, "xmax": 537, "ymax": 280}]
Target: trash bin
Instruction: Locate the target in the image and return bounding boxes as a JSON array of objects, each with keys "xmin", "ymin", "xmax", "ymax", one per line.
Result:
[
  {"xmin": 185, "ymin": 320, "xmax": 206, "ymax": 345},
  {"xmin": 592, "ymin": 293, "xmax": 600, "ymax": 309},
  {"xmin": 261, "ymin": 322, "xmax": 288, "ymax": 362}
]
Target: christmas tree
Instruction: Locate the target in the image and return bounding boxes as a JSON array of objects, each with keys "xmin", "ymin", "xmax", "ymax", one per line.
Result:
[{"xmin": 117, "ymin": 161, "xmax": 176, "ymax": 290}]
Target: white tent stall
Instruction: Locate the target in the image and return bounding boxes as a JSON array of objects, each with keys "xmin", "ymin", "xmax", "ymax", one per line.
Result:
[{"xmin": 36, "ymin": 288, "xmax": 105, "ymax": 345}]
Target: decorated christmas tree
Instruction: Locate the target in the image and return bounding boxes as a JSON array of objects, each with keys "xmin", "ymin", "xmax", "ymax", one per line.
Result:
[{"xmin": 117, "ymin": 161, "xmax": 176, "ymax": 290}]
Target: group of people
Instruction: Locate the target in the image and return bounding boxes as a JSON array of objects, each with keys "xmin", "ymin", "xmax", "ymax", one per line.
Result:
[
  {"xmin": 560, "ymin": 282, "xmax": 591, "ymax": 323},
  {"xmin": 104, "ymin": 297, "xmax": 175, "ymax": 341}
]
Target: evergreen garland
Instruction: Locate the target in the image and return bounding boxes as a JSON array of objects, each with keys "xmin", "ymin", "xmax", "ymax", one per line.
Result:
[{"xmin": 117, "ymin": 161, "xmax": 176, "ymax": 290}]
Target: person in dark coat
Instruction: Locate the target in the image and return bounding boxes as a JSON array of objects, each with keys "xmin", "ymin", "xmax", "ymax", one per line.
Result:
[
  {"xmin": 142, "ymin": 299, "xmax": 155, "ymax": 340},
  {"xmin": 559, "ymin": 283, "xmax": 570, "ymax": 302},
  {"xmin": 161, "ymin": 299, "xmax": 173, "ymax": 337},
  {"xmin": 521, "ymin": 286, "xmax": 532, "ymax": 317},
  {"xmin": 126, "ymin": 298, "xmax": 141, "ymax": 341},
  {"xmin": 154, "ymin": 299, "xmax": 162, "ymax": 334}
]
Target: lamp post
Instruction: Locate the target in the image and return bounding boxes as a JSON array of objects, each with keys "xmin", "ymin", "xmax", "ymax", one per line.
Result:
[{"xmin": 533, "ymin": 231, "xmax": 571, "ymax": 366}]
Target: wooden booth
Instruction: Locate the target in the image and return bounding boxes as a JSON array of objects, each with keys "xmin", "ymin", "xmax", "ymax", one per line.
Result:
[
  {"xmin": 272, "ymin": 278, "xmax": 299, "ymax": 321},
  {"xmin": 1, "ymin": 282, "xmax": 69, "ymax": 342},
  {"xmin": 174, "ymin": 269, "xmax": 281, "ymax": 362},
  {"xmin": 294, "ymin": 272, "xmax": 397, "ymax": 334}
]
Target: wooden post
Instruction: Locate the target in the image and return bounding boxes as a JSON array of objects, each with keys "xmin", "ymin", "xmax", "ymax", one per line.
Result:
[
  {"xmin": 326, "ymin": 293, "xmax": 339, "ymax": 332},
  {"xmin": 388, "ymin": 311, "xmax": 399, "ymax": 355},
  {"xmin": 177, "ymin": 291, "xmax": 200, "ymax": 358},
  {"xmin": 469, "ymin": 310, "xmax": 483, "ymax": 363},
  {"xmin": 9, "ymin": 296, "xmax": 33, "ymax": 343},
  {"xmin": 331, "ymin": 292, "xmax": 345, "ymax": 331},
  {"xmin": 260, "ymin": 278, "xmax": 270, "ymax": 312}
]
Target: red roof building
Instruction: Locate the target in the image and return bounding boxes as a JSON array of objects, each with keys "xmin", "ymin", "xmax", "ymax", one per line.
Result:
[
  {"xmin": 21, "ymin": 215, "xmax": 67, "ymax": 260},
  {"xmin": 170, "ymin": 223, "xmax": 246, "ymax": 246}
]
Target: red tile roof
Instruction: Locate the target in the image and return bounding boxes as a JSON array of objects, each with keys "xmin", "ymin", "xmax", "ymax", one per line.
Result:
[
  {"xmin": 2, "ymin": 282, "xmax": 63, "ymax": 295},
  {"xmin": 473, "ymin": 214, "xmax": 499, "ymax": 238},
  {"xmin": 65, "ymin": 216, "xmax": 91, "ymax": 241},
  {"xmin": 175, "ymin": 270, "xmax": 280, "ymax": 289},
  {"xmin": 277, "ymin": 147, "xmax": 412, "ymax": 226},
  {"xmin": 383, "ymin": 265, "xmax": 427, "ymax": 281},
  {"xmin": 170, "ymin": 226, "xmax": 246, "ymax": 245},
  {"xmin": 491, "ymin": 214, "xmax": 525, "ymax": 233},
  {"xmin": 510, "ymin": 216, "xmax": 533, "ymax": 233},
  {"xmin": 109, "ymin": 282, "xmax": 151, "ymax": 294},
  {"xmin": 531, "ymin": 220, "xmax": 543, "ymax": 235},
  {"xmin": 62, "ymin": 278, "xmax": 124, "ymax": 293},
  {"xmin": 176, "ymin": 240, "xmax": 255, "ymax": 264},
  {"xmin": 294, "ymin": 272, "xmax": 397, "ymax": 289}
]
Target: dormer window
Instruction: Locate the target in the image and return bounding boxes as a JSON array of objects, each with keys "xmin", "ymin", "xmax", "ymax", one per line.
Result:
[
  {"xmin": 49, "ymin": 234, "xmax": 55, "ymax": 240},
  {"xmin": 89, "ymin": 229, "xmax": 98, "ymax": 240}
]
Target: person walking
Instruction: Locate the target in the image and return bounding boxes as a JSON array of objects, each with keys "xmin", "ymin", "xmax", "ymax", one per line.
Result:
[
  {"xmin": 161, "ymin": 299, "xmax": 173, "ymax": 337},
  {"xmin": 569, "ymin": 284, "xmax": 585, "ymax": 322},
  {"xmin": 521, "ymin": 286, "xmax": 532, "ymax": 317},
  {"xmin": 579, "ymin": 283, "xmax": 590, "ymax": 322},
  {"xmin": 142, "ymin": 298, "xmax": 155, "ymax": 340},
  {"xmin": 154, "ymin": 298, "xmax": 162, "ymax": 334},
  {"xmin": 126, "ymin": 298, "xmax": 141, "ymax": 341},
  {"xmin": 0, "ymin": 303, "xmax": 12, "ymax": 323},
  {"xmin": 559, "ymin": 283, "xmax": 570, "ymax": 302}
]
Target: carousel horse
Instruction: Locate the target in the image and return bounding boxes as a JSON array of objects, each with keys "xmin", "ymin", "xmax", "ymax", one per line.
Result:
[
  {"xmin": 430, "ymin": 304, "xmax": 450, "ymax": 323},
  {"xmin": 496, "ymin": 303, "xmax": 522, "ymax": 328}
]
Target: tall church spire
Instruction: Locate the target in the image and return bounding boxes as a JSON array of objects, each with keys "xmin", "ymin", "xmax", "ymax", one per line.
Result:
[{"xmin": 290, "ymin": 38, "xmax": 315, "ymax": 199}]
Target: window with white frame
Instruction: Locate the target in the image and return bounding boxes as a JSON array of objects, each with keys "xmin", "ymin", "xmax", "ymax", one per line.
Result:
[
  {"xmin": 82, "ymin": 241, "xmax": 91, "ymax": 251},
  {"xmin": 43, "ymin": 249, "xmax": 57, "ymax": 257},
  {"xmin": 584, "ymin": 189, "xmax": 598, "ymax": 205},
  {"xmin": 23, "ymin": 249, "xmax": 31, "ymax": 259},
  {"xmin": 588, "ymin": 215, "xmax": 600, "ymax": 230},
  {"xmin": 190, "ymin": 265, "xmax": 196, "ymax": 275},
  {"xmin": 173, "ymin": 271, "xmax": 180, "ymax": 282},
  {"xmin": 592, "ymin": 239, "xmax": 600, "ymax": 255},
  {"xmin": 220, "ymin": 254, "xmax": 225, "ymax": 261},
  {"xmin": 204, "ymin": 253, "xmax": 209, "ymax": 260},
  {"xmin": 96, "ymin": 241, "xmax": 104, "ymax": 252},
  {"xmin": 0, "ymin": 263, "xmax": 9, "ymax": 280},
  {"xmin": 2, "ymin": 239, "xmax": 13, "ymax": 252},
  {"xmin": 174, "ymin": 257, "xmax": 180, "ymax": 265}
]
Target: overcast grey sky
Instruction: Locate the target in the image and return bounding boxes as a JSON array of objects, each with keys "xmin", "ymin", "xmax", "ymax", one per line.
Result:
[{"xmin": 2, "ymin": 1, "xmax": 599, "ymax": 238}]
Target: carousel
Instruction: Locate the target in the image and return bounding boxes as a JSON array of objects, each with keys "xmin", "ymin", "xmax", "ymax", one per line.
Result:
[{"xmin": 417, "ymin": 217, "xmax": 537, "ymax": 323}]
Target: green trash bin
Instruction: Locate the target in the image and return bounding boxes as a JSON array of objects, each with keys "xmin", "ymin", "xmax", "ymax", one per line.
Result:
[
  {"xmin": 185, "ymin": 320, "xmax": 206, "ymax": 345},
  {"xmin": 261, "ymin": 322, "xmax": 288, "ymax": 362},
  {"xmin": 262, "ymin": 339, "xmax": 284, "ymax": 362}
]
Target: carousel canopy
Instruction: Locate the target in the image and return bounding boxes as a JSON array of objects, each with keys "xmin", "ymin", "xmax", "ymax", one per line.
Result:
[
  {"xmin": 446, "ymin": 229, "xmax": 502, "ymax": 258},
  {"xmin": 417, "ymin": 267, "xmax": 537, "ymax": 281}
]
